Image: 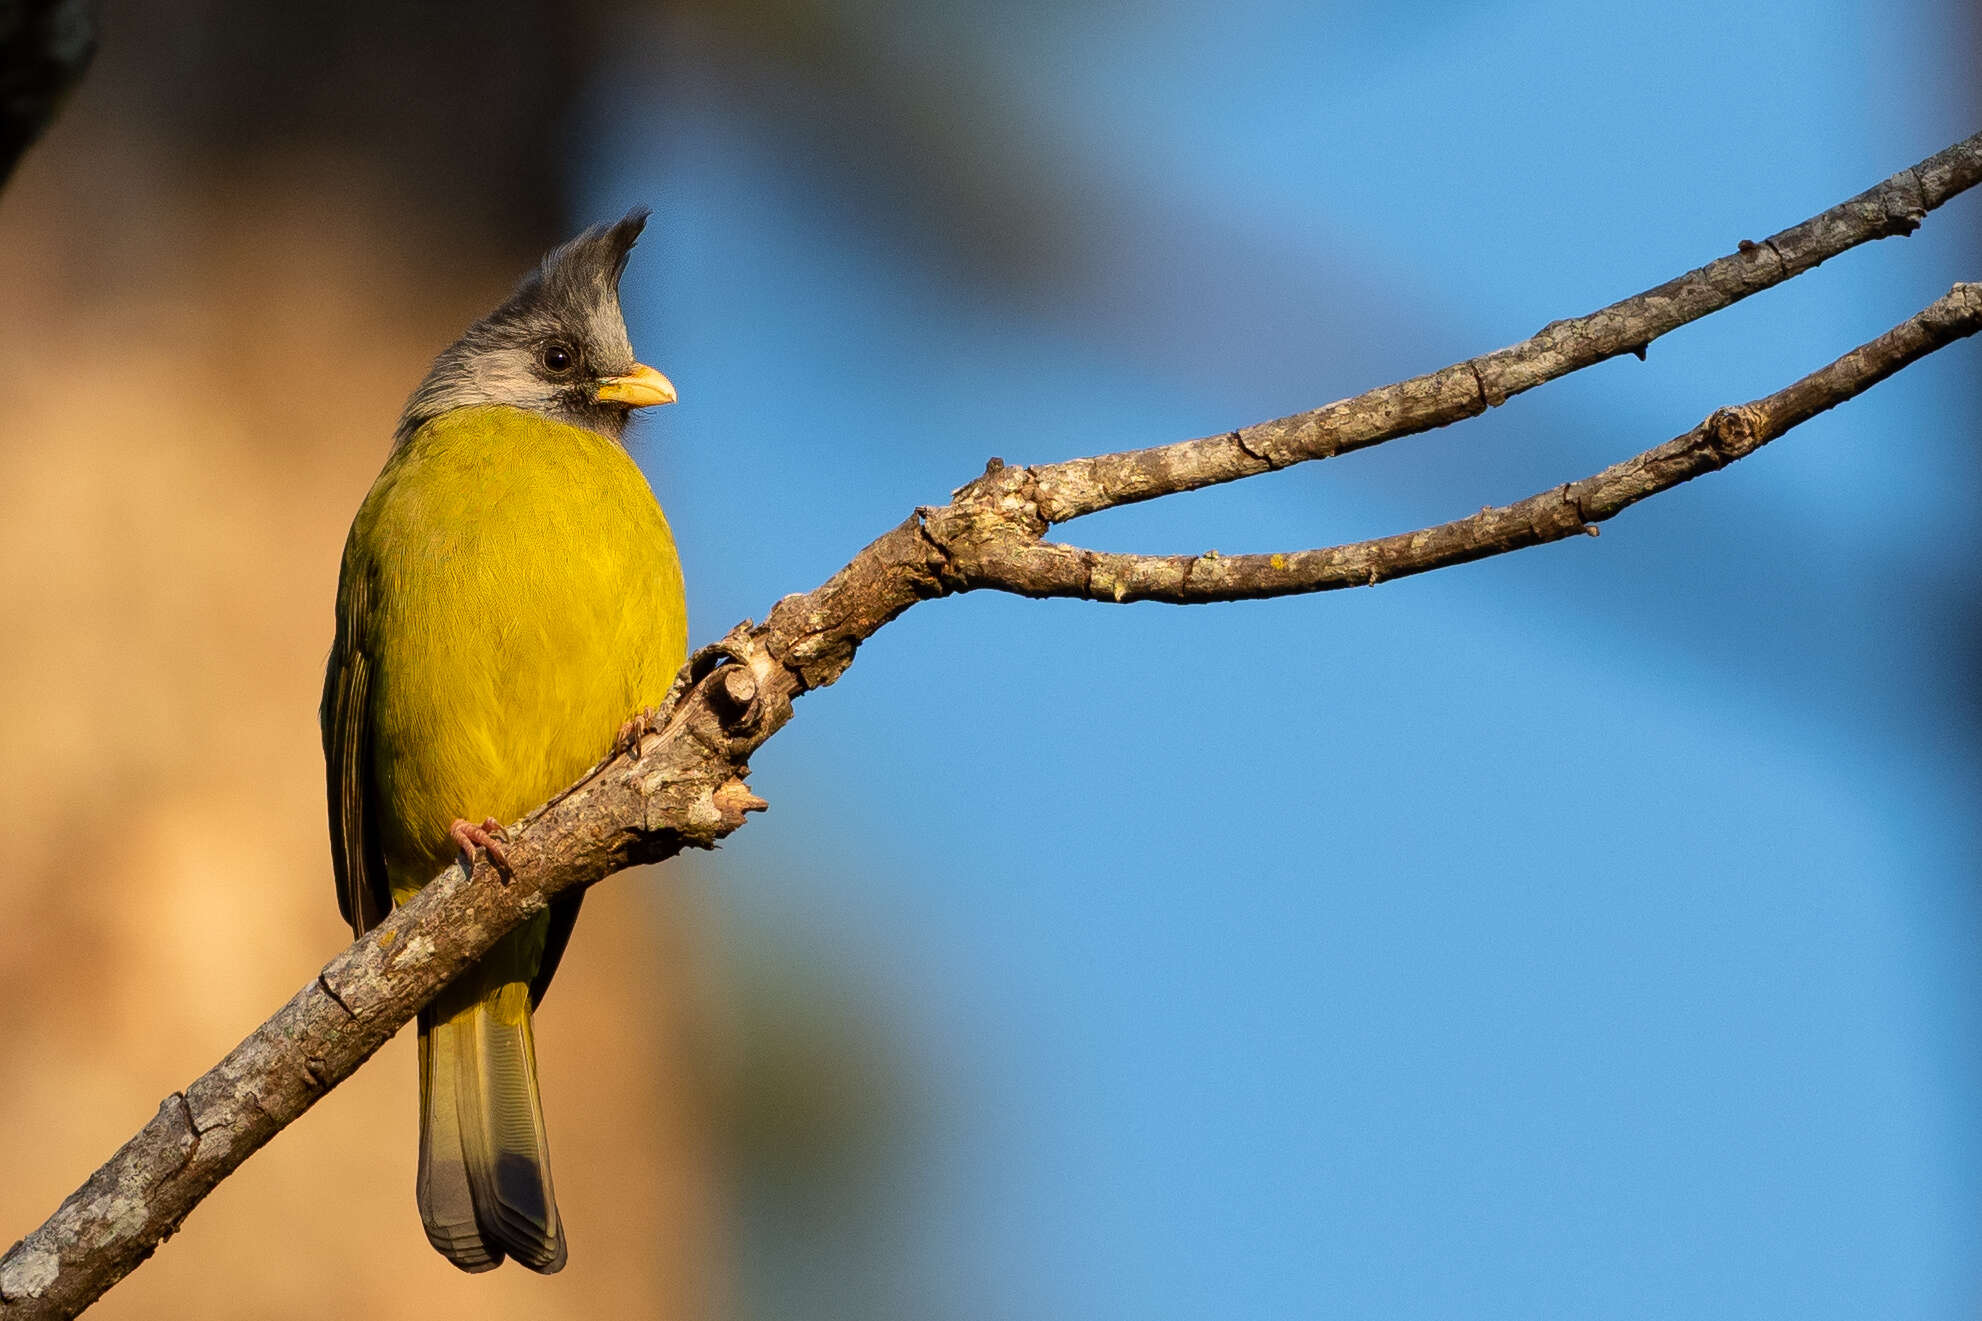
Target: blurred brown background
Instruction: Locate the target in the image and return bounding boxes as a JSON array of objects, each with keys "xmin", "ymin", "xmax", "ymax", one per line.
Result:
[
  {"xmin": 0, "ymin": 4, "xmax": 727, "ymax": 1316},
  {"xmin": 0, "ymin": 2, "xmax": 944, "ymax": 1315}
]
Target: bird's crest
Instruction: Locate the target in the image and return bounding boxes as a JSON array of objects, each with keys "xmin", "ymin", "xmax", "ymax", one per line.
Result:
[{"xmin": 512, "ymin": 208, "xmax": 648, "ymax": 319}]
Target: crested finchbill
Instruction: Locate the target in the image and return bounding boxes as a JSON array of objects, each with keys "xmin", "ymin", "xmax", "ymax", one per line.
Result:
[{"xmin": 322, "ymin": 210, "xmax": 689, "ymax": 1275}]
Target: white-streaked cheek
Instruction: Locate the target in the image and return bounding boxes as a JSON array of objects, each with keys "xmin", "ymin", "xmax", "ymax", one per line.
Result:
[{"xmin": 469, "ymin": 350, "xmax": 561, "ymax": 414}]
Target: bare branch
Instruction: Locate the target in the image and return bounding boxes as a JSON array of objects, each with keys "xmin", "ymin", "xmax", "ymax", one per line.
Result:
[
  {"xmin": 2, "ymin": 135, "xmax": 1978, "ymax": 1320},
  {"xmin": 1029, "ymin": 130, "xmax": 1982, "ymax": 524},
  {"xmin": 954, "ymin": 283, "xmax": 1982, "ymax": 603},
  {"xmin": 0, "ymin": 630, "xmax": 793, "ymax": 1321}
]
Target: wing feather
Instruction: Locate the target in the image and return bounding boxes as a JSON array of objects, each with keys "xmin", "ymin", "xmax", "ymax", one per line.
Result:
[{"xmin": 322, "ymin": 562, "xmax": 391, "ymax": 937}]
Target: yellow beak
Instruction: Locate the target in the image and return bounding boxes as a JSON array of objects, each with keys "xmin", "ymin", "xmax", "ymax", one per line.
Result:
[{"xmin": 594, "ymin": 363, "xmax": 677, "ymax": 408}]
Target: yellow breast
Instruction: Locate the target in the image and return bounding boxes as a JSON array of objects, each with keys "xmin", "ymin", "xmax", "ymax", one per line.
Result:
[{"xmin": 346, "ymin": 405, "xmax": 687, "ymax": 892}]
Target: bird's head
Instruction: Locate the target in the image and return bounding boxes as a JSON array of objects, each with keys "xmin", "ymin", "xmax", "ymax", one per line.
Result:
[{"xmin": 396, "ymin": 209, "xmax": 675, "ymax": 445}]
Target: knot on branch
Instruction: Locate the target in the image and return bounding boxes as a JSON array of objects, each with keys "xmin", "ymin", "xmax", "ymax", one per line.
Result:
[
  {"xmin": 1698, "ymin": 405, "xmax": 1763, "ymax": 465},
  {"xmin": 677, "ymin": 633, "xmax": 784, "ymax": 756},
  {"xmin": 711, "ymin": 664, "xmax": 759, "ymax": 726},
  {"xmin": 941, "ymin": 461, "xmax": 1048, "ymax": 540},
  {"xmin": 1878, "ymin": 169, "xmax": 1928, "ymax": 236},
  {"xmin": 921, "ymin": 462, "xmax": 1052, "ymax": 595},
  {"xmin": 1547, "ymin": 483, "xmax": 1596, "ymax": 537}
]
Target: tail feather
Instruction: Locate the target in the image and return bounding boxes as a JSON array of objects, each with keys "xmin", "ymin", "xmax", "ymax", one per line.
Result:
[
  {"xmin": 458, "ymin": 980, "xmax": 566, "ymax": 1271},
  {"xmin": 417, "ymin": 1006, "xmax": 503, "ymax": 1272},
  {"xmin": 417, "ymin": 920, "xmax": 567, "ymax": 1274}
]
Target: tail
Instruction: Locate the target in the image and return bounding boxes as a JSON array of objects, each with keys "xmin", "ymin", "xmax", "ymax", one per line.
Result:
[{"xmin": 417, "ymin": 921, "xmax": 567, "ymax": 1273}]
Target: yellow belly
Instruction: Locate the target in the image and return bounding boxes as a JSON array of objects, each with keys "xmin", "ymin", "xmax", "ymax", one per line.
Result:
[{"xmin": 351, "ymin": 405, "xmax": 687, "ymax": 894}]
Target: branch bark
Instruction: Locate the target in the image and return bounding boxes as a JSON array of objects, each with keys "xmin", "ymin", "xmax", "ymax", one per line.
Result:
[
  {"xmin": 2, "ymin": 132, "xmax": 1978, "ymax": 1320},
  {"xmin": 955, "ymin": 283, "xmax": 1982, "ymax": 603},
  {"xmin": 1030, "ymin": 129, "xmax": 1982, "ymax": 523}
]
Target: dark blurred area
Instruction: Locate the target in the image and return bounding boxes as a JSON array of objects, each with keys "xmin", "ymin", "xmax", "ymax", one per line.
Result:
[
  {"xmin": 111, "ymin": 2, "xmax": 583, "ymax": 241},
  {"xmin": 0, "ymin": 0, "xmax": 93, "ymax": 181},
  {"xmin": 51, "ymin": 0, "xmax": 1101, "ymax": 277}
]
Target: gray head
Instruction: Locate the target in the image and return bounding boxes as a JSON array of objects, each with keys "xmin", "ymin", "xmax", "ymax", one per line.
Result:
[{"xmin": 396, "ymin": 209, "xmax": 675, "ymax": 445}]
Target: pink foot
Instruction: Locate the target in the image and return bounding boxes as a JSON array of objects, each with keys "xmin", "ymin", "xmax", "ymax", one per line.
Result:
[
  {"xmin": 613, "ymin": 706, "xmax": 664, "ymax": 761},
  {"xmin": 449, "ymin": 816, "xmax": 514, "ymax": 882}
]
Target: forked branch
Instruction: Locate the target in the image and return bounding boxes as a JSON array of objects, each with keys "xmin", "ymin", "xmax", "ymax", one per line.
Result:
[
  {"xmin": 1030, "ymin": 129, "xmax": 1982, "ymax": 522},
  {"xmin": 3, "ymin": 132, "xmax": 1979, "ymax": 1321},
  {"xmin": 951, "ymin": 283, "xmax": 1982, "ymax": 603}
]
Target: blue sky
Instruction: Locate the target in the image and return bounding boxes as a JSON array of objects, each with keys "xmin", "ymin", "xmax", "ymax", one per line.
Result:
[{"xmin": 582, "ymin": 2, "xmax": 1979, "ymax": 1315}]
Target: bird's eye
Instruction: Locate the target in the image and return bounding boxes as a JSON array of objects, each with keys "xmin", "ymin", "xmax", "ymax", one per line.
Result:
[{"xmin": 539, "ymin": 342, "xmax": 575, "ymax": 375}]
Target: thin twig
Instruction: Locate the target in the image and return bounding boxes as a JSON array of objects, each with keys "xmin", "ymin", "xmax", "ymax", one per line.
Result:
[
  {"xmin": 953, "ymin": 284, "xmax": 1982, "ymax": 602},
  {"xmin": 1028, "ymin": 131, "xmax": 1982, "ymax": 524}
]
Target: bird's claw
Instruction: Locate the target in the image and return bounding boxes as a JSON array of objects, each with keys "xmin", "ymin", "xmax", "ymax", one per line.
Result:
[
  {"xmin": 450, "ymin": 816, "xmax": 514, "ymax": 882},
  {"xmin": 613, "ymin": 706, "xmax": 665, "ymax": 761}
]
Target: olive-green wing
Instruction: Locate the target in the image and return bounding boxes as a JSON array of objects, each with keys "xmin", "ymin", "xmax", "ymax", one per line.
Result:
[
  {"xmin": 529, "ymin": 893, "xmax": 583, "ymax": 1009},
  {"xmin": 321, "ymin": 565, "xmax": 391, "ymax": 938}
]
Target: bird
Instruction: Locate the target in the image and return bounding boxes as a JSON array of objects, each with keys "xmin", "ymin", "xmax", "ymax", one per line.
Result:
[{"xmin": 320, "ymin": 210, "xmax": 686, "ymax": 1274}]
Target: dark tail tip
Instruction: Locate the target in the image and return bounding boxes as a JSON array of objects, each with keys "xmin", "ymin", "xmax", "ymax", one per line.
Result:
[{"xmin": 485, "ymin": 1151, "xmax": 567, "ymax": 1272}]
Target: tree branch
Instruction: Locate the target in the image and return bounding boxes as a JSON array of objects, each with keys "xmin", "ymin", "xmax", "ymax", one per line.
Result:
[
  {"xmin": 1029, "ymin": 129, "xmax": 1982, "ymax": 524},
  {"xmin": 2, "ymin": 134, "xmax": 1978, "ymax": 1320},
  {"xmin": 953, "ymin": 283, "xmax": 1982, "ymax": 603}
]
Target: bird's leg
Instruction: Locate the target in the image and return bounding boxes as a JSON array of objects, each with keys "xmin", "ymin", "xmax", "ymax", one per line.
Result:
[
  {"xmin": 612, "ymin": 707, "xmax": 665, "ymax": 761},
  {"xmin": 450, "ymin": 816, "xmax": 514, "ymax": 882}
]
